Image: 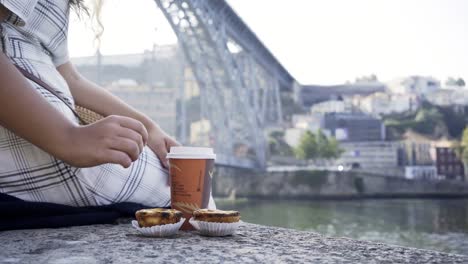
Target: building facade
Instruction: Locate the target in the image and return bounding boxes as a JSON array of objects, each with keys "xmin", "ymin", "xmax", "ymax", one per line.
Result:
[
  {"xmin": 358, "ymin": 92, "xmax": 418, "ymax": 116},
  {"xmin": 310, "ymin": 100, "xmax": 351, "ymax": 114},
  {"xmin": 435, "ymin": 147, "xmax": 465, "ymax": 181},
  {"xmin": 106, "ymin": 85, "xmax": 177, "ymax": 136},
  {"xmin": 323, "ymin": 113, "xmax": 385, "ymax": 142},
  {"xmin": 386, "ymin": 76, "xmax": 440, "ymax": 96},
  {"xmin": 336, "ymin": 141, "xmax": 400, "ymax": 173},
  {"xmin": 397, "ymin": 142, "xmax": 433, "ymax": 167},
  {"xmin": 404, "ymin": 166, "xmax": 438, "ymax": 180},
  {"xmin": 73, "ymin": 45, "xmax": 182, "ymax": 138}
]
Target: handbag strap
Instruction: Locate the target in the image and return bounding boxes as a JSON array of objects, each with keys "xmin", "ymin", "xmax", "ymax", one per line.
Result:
[{"xmin": 15, "ymin": 65, "xmax": 88, "ymax": 125}]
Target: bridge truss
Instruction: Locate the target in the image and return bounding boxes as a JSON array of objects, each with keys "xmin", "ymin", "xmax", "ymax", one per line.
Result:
[{"xmin": 154, "ymin": 0, "xmax": 293, "ymax": 168}]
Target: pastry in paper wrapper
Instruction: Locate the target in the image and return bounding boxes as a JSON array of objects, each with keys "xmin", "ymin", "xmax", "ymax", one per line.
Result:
[
  {"xmin": 132, "ymin": 218, "xmax": 185, "ymax": 237},
  {"xmin": 189, "ymin": 217, "xmax": 241, "ymax": 236},
  {"xmin": 135, "ymin": 208, "xmax": 183, "ymax": 227},
  {"xmin": 192, "ymin": 209, "xmax": 240, "ymax": 223}
]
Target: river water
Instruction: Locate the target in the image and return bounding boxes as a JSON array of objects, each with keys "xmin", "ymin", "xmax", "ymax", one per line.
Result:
[{"xmin": 216, "ymin": 198, "xmax": 468, "ymax": 255}]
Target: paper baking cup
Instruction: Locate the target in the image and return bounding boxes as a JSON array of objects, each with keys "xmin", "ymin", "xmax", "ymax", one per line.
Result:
[
  {"xmin": 131, "ymin": 218, "xmax": 185, "ymax": 237},
  {"xmin": 189, "ymin": 217, "xmax": 241, "ymax": 236}
]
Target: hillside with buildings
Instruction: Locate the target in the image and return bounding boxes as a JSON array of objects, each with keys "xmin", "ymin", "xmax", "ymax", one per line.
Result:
[{"xmin": 286, "ymin": 75, "xmax": 468, "ymax": 181}]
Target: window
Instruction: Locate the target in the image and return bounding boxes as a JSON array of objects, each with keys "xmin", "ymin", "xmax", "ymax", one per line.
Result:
[
  {"xmin": 440, "ymin": 165, "xmax": 446, "ymax": 173},
  {"xmin": 447, "ymin": 165, "xmax": 453, "ymax": 173}
]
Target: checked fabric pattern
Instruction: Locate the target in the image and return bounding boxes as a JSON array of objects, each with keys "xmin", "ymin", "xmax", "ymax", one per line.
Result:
[{"xmin": 0, "ymin": 0, "xmax": 172, "ymax": 207}]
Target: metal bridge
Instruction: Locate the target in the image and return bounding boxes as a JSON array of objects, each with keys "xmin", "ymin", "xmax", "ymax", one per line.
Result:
[{"xmin": 154, "ymin": 0, "xmax": 295, "ymax": 169}]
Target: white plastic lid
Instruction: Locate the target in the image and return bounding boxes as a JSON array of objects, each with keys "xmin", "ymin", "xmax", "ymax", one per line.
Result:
[{"xmin": 166, "ymin": 146, "xmax": 216, "ymax": 160}]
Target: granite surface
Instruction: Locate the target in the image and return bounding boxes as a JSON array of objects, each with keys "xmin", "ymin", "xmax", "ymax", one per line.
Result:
[{"xmin": 1, "ymin": 221, "xmax": 467, "ymax": 264}]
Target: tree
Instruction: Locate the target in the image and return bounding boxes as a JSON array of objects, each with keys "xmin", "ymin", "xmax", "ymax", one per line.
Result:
[
  {"xmin": 445, "ymin": 77, "xmax": 466, "ymax": 87},
  {"xmin": 268, "ymin": 131, "xmax": 293, "ymax": 156},
  {"xmin": 295, "ymin": 130, "xmax": 343, "ymax": 160},
  {"xmin": 355, "ymin": 74, "xmax": 378, "ymax": 83},
  {"xmin": 294, "ymin": 131, "xmax": 318, "ymax": 160},
  {"xmin": 384, "ymin": 103, "xmax": 451, "ymax": 138},
  {"xmin": 456, "ymin": 78, "xmax": 466, "ymax": 87},
  {"xmin": 323, "ymin": 137, "xmax": 344, "ymax": 159},
  {"xmin": 445, "ymin": 77, "xmax": 457, "ymax": 86},
  {"xmin": 315, "ymin": 130, "xmax": 329, "ymax": 157}
]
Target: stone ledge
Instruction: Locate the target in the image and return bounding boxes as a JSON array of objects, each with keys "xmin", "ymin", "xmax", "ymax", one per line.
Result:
[{"xmin": 1, "ymin": 222, "xmax": 466, "ymax": 264}]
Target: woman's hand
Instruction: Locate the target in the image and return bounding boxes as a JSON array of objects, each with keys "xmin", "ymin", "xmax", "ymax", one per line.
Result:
[
  {"xmin": 147, "ymin": 123, "xmax": 181, "ymax": 168},
  {"xmin": 60, "ymin": 115, "xmax": 148, "ymax": 168},
  {"xmin": 58, "ymin": 62, "xmax": 180, "ymax": 168}
]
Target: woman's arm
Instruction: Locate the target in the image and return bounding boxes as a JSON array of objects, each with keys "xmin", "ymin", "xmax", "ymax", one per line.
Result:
[
  {"xmin": 57, "ymin": 61, "xmax": 179, "ymax": 167},
  {"xmin": 0, "ymin": 52, "xmax": 74, "ymax": 161},
  {"xmin": 57, "ymin": 62, "xmax": 155, "ymax": 131},
  {"xmin": 0, "ymin": 52, "xmax": 147, "ymax": 168},
  {"xmin": 0, "ymin": 5, "xmax": 8, "ymax": 20}
]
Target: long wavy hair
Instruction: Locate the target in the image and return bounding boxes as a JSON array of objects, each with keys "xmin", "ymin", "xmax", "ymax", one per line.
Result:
[
  {"xmin": 69, "ymin": 0, "xmax": 89, "ymax": 14},
  {"xmin": 69, "ymin": 0, "xmax": 104, "ymax": 49}
]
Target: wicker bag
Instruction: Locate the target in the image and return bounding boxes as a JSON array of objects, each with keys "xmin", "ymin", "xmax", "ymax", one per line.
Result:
[{"xmin": 75, "ymin": 105, "xmax": 103, "ymax": 125}]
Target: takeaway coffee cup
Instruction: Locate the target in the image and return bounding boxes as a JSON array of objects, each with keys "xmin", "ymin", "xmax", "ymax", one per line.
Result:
[{"xmin": 166, "ymin": 147, "xmax": 216, "ymax": 230}]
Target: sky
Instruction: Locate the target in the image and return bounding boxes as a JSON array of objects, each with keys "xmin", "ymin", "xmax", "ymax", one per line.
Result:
[{"xmin": 68, "ymin": 0, "xmax": 468, "ymax": 85}]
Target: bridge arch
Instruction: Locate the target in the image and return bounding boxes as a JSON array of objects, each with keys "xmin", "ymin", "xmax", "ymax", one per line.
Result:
[{"xmin": 154, "ymin": 0, "xmax": 295, "ymax": 168}]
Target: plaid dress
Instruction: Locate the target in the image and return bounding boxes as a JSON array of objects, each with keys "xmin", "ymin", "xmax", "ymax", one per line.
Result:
[{"xmin": 0, "ymin": 0, "xmax": 173, "ymax": 207}]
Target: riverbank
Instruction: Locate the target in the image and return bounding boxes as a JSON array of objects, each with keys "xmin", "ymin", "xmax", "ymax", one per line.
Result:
[
  {"xmin": 1, "ymin": 221, "xmax": 466, "ymax": 263},
  {"xmin": 213, "ymin": 166, "xmax": 468, "ymax": 199}
]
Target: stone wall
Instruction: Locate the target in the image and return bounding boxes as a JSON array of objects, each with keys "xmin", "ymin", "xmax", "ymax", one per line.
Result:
[
  {"xmin": 212, "ymin": 166, "xmax": 468, "ymax": 199},
  {"xmin": 3, "ymin": 222, "xmax": 466, "ymax": 263}
]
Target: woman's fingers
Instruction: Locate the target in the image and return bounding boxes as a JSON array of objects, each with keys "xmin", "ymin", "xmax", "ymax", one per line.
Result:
[
  {"xmin": 112, "ymin": 116, "xmax": 149, "ymax": 145},
  {"xmin": 105, "ymin": 149, "xmax": 132, "ymax": 168},
  {"xmin": 151, "ymin": 137, "xmax": 181, "ymax": 169},
  {"xmin": 165, "ymin": 137, "xmax": 181, "ymax": 150},
  {"xmin": 117, "ymin": 127, "xmax": 144, "ymax": 153},
  {"xmin": 96, "ymin": 116, "xmax": 182, "ymax": 170},
  {"xmin": 154, "ymin": 144, "xmax": 169, "ymax": 169},
  {"xmin": 109, "ymin": 137, "xmax": 141, "ymax": 161}
]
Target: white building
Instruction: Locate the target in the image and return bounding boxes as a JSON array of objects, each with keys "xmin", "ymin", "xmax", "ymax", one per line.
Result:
[
  {"xmin": 425, "ymin": 89, "xmax": 454, "ymax": 106},
  {"xmin": 426, "ymin": 88, "xmax": 468, "ymax": 107},
  {"xmin": 284, "ymin": 128, "xmax": 306, "ymax": 148},
  {"xmin": 190, "ymin": 119, "xmax": 211, "ymax": 147},
  {"xmin": 286, "ymin": 113, "xmax": 327, "ymax": 148},
  {"xmin": 386, "ymin": 76, "xmax": 440, "ymax": 96},
  {"xmin": 291, "ymin": 113, "xmax": 323, "ymax": 132},
  {"xmin": 451, "ymin": 89, "xmax": 468, "ymax": 105},
  {"xmin": 358, "ymin": 92, "xmax": 418, "ymax": 116},
  {"xmin": 310, "ymin": 100, "xmax": 351, "ymax": 114}
]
